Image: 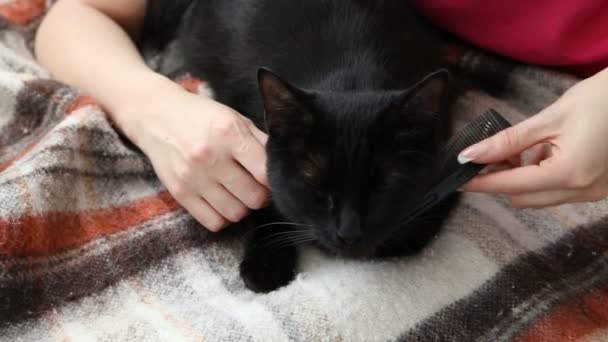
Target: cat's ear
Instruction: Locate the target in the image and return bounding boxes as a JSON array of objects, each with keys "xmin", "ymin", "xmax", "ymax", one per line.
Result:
[
  {"xmin": 402, "ymin": 68, "xmax": 450, "ymax": 117},
  {"xmin": 388, "ymin": 69, "xmax": 450, "ymax": 127},
  {"xmin": 258, "ymin": 68, "xmax": 314, "ymax": 139}
]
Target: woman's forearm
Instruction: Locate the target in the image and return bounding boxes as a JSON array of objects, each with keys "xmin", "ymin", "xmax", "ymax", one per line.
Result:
[{"xmin": 34, "ymin": 0, "xmax": 181, "ymax": 145}]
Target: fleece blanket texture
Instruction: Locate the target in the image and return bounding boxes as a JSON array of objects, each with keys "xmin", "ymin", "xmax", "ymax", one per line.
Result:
[{"xmin": 1, "ymin": 1, "xmax": 608, "ymax": 341}]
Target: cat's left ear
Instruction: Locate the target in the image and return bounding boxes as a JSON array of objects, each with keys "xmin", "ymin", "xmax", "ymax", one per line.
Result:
[
  {"xmin": 258, "ymin": 68, "xmax": 314, "ymax": 139},
  {"xmin": 382, "ymin": 69, "xmax": 451, "ymax": 141},
  {"xmin": 385, "ymin": 68, "xmax": 450, "ymax": 128},
  {"xmin": 401, "ymin": 68, "xmax": 450, "ymax": 118}
]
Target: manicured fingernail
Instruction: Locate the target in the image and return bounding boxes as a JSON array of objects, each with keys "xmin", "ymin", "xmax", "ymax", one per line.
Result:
[
  {"xmin": 457, "ymin": 155, "xmax": 473, "ymax": 164},
  {"xmin": 457, "ymin": 145, "xmax": 484, "ymax": 164}
]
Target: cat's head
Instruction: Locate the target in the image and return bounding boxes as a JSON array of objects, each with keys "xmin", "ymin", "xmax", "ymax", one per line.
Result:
[{"xmin": 258, "ymin": 68, "xmax": 450, "ymax": 256}]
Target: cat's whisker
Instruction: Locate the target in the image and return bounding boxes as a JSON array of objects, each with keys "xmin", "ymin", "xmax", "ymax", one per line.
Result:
[
  {"xmin": 286, "ymin": 237, "xmax": 318, "ymax": 246},
  {"xmin": 245, "ymin": 222, "xmax": 313, "ymax": 238},
  {"xmin": 259, "ymin": 229, "xmax": 314, "ymax": 240},
  {"xmin": 262, "ymin": 232, "xmax": 317, "ymax": 249},
  {"xmin": 270, "ymin": 237, "xmax": 317, "ymax": 250},
  {"xmin": 269, "ymin": 234, "xmax": 314, "ymax": 244},
  {"xmin": 254, "ymin": 222, "xmax": 312, "ymax": 230},
  {"xmin": 259, "ymin": 230, "xmax": 314, "ymax": 243},
  {"xmin": 263, "ymin": 232, "xmax": 315, "ymax": 244},
  {"xmin": 262, "ymin": 229, "xmax": 312, "ymax": 237}
]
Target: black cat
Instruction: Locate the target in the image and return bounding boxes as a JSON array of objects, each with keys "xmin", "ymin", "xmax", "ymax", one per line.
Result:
[{"xmin": 142, "ymin": 0, "xmax": 460, "ymax": 293}]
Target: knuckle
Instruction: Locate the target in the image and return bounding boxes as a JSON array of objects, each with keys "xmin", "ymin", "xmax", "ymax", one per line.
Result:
[
  {"xmin": 233, "ymin": 129, "xmax": 255, "ymax": 155},
  {"xmin": 229, "ymin": 206, "xmax": 249, "ymax": 223},
  {"xmin": 243, "ymin": 117, "xmax": 255, "ymax": 127},
  {"xmin": 186, "ymin": 143, "xmax": 214, "ymax": 164},
  {"xmin": 222, "ymin": 171, "xmax": 236, "ymax": 185},
  {"xmin": 499, "ymin": 127, "xmax": 521, "ymax": 149},
  {"xmin": 175, "ymin": 163, "xmax": 195, "ymax": 182},
  {"xmin": 215, "ymin": 118, "xmax": 240, "ymax": 138},
  {"xmin": 236, "ymin": 139, "xmax": 252, "ymax": 154},
  {"xmin": 223, "ymin": 168, "xmax": 247, "ymax": 187},
  {"xmin": 206, "ymin": 215, "xmax": 228, "ymax": 231},
  {"xmin": 248, "ymin": 189, "xmax": 269, "ymax": 209},
  {"xmin": 254, "ymin": 167, "xmax": 269, "ymax": 186},
  {"xmin": 171, "ymin": 181, "xmax": 188, "ymax": 198}
]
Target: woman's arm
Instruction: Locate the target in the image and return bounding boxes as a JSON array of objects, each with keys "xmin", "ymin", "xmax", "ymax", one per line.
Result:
[
  {"xmin": 35, "ymin": 0, "xmax": 270, "ymax": 230},
  {"xmin": 35, "ymin": 0, "xmax": 171, "ymax": 144}
]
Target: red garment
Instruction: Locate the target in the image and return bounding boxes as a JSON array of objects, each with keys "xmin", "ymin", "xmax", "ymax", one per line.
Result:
[{"xmin": 412, "ymin": 0, "xmax": 608, "ymax": 77}]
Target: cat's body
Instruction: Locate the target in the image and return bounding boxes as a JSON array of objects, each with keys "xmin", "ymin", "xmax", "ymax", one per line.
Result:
[{"xmin": 143, "ymin": 0, "xmax": 460, "ymax": 292}]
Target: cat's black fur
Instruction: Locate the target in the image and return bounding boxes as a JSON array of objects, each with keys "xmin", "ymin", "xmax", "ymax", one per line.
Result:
[{"xmin": 143, "ymin": 0, "xmax": 460, "ymax": 293}]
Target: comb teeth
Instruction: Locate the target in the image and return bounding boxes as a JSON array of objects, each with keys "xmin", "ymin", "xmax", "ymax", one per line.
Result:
[
  {"xmin": 442, "ymin": 109, "xmax": 512, "ymax": 157},
  {"xmin": 401, "ymin": 109, "xmax": 512, "ymax": 225},
  {"xmin": 438, "ymin": 109, "xmax": 512, "ymax": 178}
]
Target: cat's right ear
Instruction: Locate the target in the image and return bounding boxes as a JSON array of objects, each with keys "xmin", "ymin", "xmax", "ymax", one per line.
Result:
[{"xmin": 258, "ymin": 68, "xmax": 314, "ymax": 139}]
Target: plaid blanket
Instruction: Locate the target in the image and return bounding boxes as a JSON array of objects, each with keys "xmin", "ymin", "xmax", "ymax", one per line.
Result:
[{"xmin": 2, "ymin": 1, "xmax": 608, "ymax": 341}]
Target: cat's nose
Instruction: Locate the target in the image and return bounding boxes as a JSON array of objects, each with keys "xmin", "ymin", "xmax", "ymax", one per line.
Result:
[
  {"xmin": 336, "ymin": 212, "xmax": 362, "ymax": 246},
  {"xmin": 336, "ymin": 229, "xmax": 362, "ymax": 246}
]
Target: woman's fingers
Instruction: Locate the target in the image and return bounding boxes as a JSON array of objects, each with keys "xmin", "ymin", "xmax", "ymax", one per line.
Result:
[
  {"xmin": 248, "ymin": 120, "xmax": 269, "ymax": 146},
  {"xmin": 218, "ymin": 160, "xmax": 270, "ymax": 210},
  {"xmin": 521, "ymin": 143, "xmax": 552, "ymax": 166},
  {"xmin": 180, "ymin": 195, "xmax": 228, "ymax": 232},
  {"xmin": 230, "ymin": 127, "xmax": 270, "ymax": 188},
  {"xmin": 199, "ymin": 184, "xmax": 251, "ymax": 223},
  {"xmin": 458, "ymin": 111, "xmax": 557, "ymax": 164},
  {"xmin": 461, "ymin": 162, "xmax": 564, "ymax": 194},
  {"xmin": 508, "ymin": 189, "xmax": 581, "ymax": 208}
]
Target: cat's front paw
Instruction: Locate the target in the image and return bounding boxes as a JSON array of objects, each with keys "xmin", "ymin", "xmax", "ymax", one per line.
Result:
[{"xmin": 239, "ymin": 248, "xmax": 297, "ymax": 293}]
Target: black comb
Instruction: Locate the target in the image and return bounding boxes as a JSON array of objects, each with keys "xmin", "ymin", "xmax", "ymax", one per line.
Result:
[{"xmin": 402, "ymin": 109, "xmax": 512, "ymax": 225}]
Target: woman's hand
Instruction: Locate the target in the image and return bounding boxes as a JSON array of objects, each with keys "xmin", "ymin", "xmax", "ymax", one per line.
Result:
[
  {"xmin": 132, "ymin": 84, "xmax": 270, "ymax": 231},
  {"xmin": 458, "ymin": 68, "xmax": 608, "ymax": 208},
  {"xmin": 36, "ymin": 0, "xmax": 269, "ymax": 231}
]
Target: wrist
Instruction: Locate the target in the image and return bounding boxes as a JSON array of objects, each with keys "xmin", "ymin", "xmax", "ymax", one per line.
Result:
[{"xmin": 102, "ymin": 69, "xmax": 186, "ymax": 148}]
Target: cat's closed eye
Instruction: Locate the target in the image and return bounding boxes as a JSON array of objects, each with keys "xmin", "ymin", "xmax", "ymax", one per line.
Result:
[
  {"xmin": 298, "ymin": 152, "xmax": 327, "ymax": 182},
  {"xmin": 394, "ymin": 128, "xmax": 433, "ymax": 147},
  {"xmin": 372, "ymin": 169, "xmax": 407, "ymax": 192},
  {"xmin": 370, "ymin": 155, "xmax": 417, "ymax": 192},
  {"xmin": 392, "ymin": 131, "xmax": 436, "ymax": 163},
  {"xmin": 309, "ymin": 186, "xmax": 335, "ymax": 210}
]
